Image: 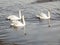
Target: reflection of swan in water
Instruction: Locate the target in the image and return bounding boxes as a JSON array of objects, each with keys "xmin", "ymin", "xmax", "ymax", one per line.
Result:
[
  {"xmin": 6, "ymin": 10, "xmax": 22, "ymax": 21},
  {"xmin": 36, "ymin": 9, "xmax": 51, "ymax": 27},
  {"xmin": 11, "ymin": 15, "xmax": 25, "ymax": 27}
]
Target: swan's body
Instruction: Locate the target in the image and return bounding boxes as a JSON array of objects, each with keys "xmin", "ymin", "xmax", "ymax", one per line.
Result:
[
  {"xmin": 7, "ymin": 15, "xmax": 20, "ymax": 20},
  {"xmin": 11, "ymin": 15, "xmax": 25, "ymax": 27},
  {"xmin": 36, "ymin": 10, "xmax": 50, "ymax": 19},
  {"xmin": 36, "ymin": 10, "xmax": 51, "ymax": 27},
  {"xmin": 6, "ymin": 10, "xmax": 21, "ymax": 21},
  {"xmin": 11, "ymin": 15, "xmax": 26, "ymax": 35}
]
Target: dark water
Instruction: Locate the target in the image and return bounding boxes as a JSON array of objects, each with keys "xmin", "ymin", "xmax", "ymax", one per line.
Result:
[{"xmin": 0, "ymin": 0, "xmax": 60, "ymax": 45}]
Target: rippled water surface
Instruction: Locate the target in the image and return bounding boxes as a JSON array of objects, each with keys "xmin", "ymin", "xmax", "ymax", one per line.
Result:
[{"xmin": 0, "ymin": 0, "xmax": 60, "ymax": 45}]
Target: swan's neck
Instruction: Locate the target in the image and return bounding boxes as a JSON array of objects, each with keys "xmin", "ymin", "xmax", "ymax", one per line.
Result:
[
  {"xmin": 48, "ymin": 10, "xmax": 50, "ymax": 18},
  {"xmin": 22, "ymin": 16, "xmax": 25, "ymax": 25},
  {"xmin": 19, "ymin": 10, "xmax": 21, "ymax": 19}
]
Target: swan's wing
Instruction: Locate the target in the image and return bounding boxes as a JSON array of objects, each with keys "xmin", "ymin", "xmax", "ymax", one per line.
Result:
[
  {"xmin": 7, "ymin": 15, "xmax": 20, "ymax": 20},
  {"xmin": 7, "ymin": 15, "xmax": 15, "ymax": 19},
  {"xmin": 36, "ymin": 12, "xmax": 47, "ymax": 18},
  {"xmin": 13, "ymin": 21, "xmax": 23, "ymax": 25},
  {"xmin": 39, "ymin": 12, "xmax": 47, "ymax": 18}
]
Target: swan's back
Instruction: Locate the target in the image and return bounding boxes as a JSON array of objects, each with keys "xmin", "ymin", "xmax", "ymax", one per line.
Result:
[
  {"xmin": 40, "ymin": 12, "xmax": 47, "ymax": 18},
  {"xmin": 11, "ymin": 20, "xmax": 25, "ymax": 27},
  {"xmin": 7, "ymin": 15, "xmax": 19, "ymax": 20}
]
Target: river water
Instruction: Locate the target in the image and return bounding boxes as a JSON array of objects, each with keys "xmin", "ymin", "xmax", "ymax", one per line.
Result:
[{"xmin": 0, "ymin": 0, "xmax": 60, "ymax": 45}]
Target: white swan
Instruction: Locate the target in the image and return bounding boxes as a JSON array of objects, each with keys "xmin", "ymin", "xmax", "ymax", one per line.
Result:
[
  {"xmin": 36, "ymin": 10, "xmax": 50, "ymax": 19},
  {"xmin": 36, "ymin": 9, "xmax": 51, "ymax": 27},
  {"xmin": 6, "ymin": 10, "xmax": 21, "ymax": 21},
  {"xmin": 11, "ymin": 15, "xmax": 25, "ymax": 27},
  {"xmin": 10, "ymin": 15, "xmax": 26, "ymax": 35}
]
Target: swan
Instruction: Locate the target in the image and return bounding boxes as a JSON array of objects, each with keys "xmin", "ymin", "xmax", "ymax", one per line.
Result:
[
  {"xmin": 6, "ymin": 10, "xmax": 21, "ymax": 21},
  {"xmin": 36, "ymin": 9, "xmax": 51, "ymax": 27},
  {"xmin": 10, "ymin": 15, "xmax": 25, "ymax": 27},
  {"xmin": 10, "ymin": 15, "xmax": 26, "ymax": 35}
]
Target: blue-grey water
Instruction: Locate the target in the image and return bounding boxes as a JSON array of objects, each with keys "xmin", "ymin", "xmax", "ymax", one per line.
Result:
[{"xmin": 0, "ymin": 0, "xmax": 60, "ymax": 45}]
